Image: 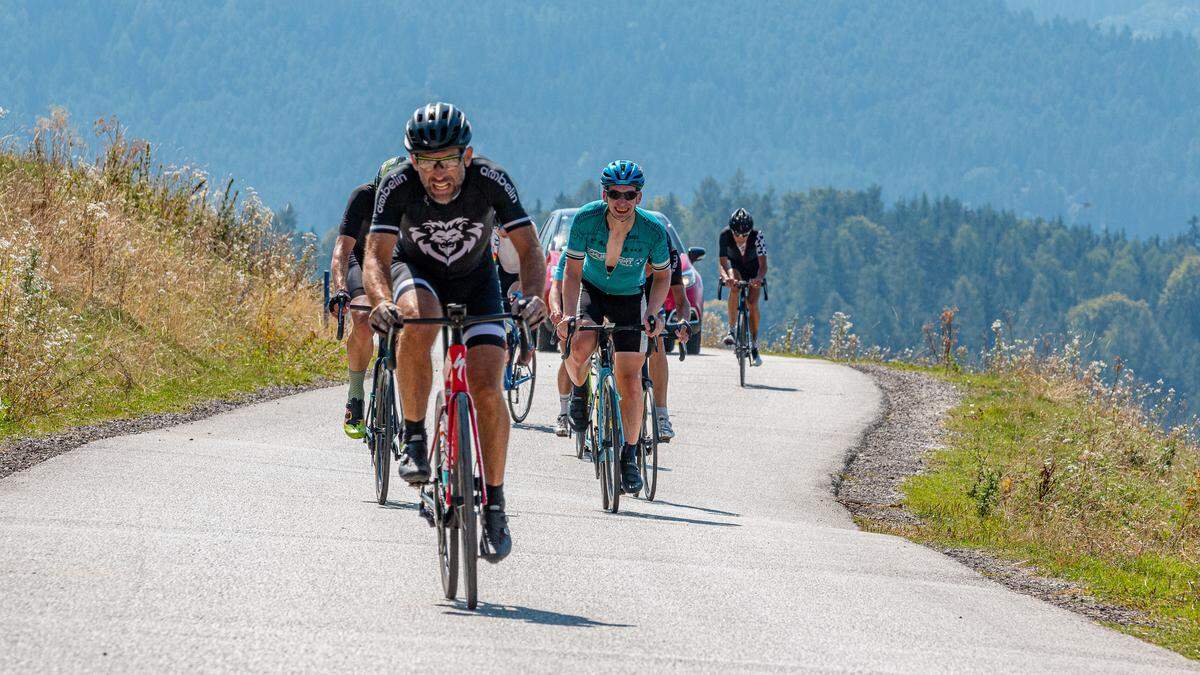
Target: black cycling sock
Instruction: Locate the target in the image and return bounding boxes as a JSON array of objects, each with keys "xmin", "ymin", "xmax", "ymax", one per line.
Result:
[
  {"xmin": 622, "ymin": 443, "xmax": 638, "ymax": 463},
  {"xmin": 572, "ymin": 383, "xmax": 588, "ymax": 400},
  {"xmin": 403, "ymin": 419, "xmax": 425, "ymax": 441},
  {"xmin": 486, "ymin": 483, "xmax": 505, "ymax": 510}
]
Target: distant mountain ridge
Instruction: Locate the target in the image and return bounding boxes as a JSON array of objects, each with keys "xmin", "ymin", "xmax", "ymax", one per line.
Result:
[{"xmin": 2, "ymin": 0, "xmax": 1198, "ymax": 235}]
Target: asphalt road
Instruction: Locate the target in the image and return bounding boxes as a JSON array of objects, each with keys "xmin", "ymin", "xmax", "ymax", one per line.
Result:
[{"xmin": 1, "ymin": 352, "xmax": 1194, "ymax": 672}]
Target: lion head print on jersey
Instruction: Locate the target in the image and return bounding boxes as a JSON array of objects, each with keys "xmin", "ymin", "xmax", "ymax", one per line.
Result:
[
  {"xmin": 370, "ymin": 155, "xmax": 532, "ymax": 279},
  {"xmin": 410, "ymin": 216, "xmax": 485, "ymax": 266}
]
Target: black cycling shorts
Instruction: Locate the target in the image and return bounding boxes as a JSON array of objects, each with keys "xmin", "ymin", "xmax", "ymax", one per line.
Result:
[
  {"xmin": 577, "ymin": 279, "xmax": 646, "ymax": 353},
  {"xmin": 345, "ymin": 252, "xmax": 366, "ymax": 299},
  {"xmin": 390, "ymin": 260, "xmax": 506, "ymax": 349}
]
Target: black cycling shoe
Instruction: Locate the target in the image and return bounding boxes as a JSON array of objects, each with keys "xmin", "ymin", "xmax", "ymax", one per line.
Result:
[
  {"xmin": 620, "ymin": 458, "xmax": 643, "ymax": 494},
  {"xmin": 343, "ymin": 398, "xmax": 366, "ymax": 439},
  {"xmin": 397, "ymin": 434, "xmax": 431, "ymax": 485},
  {"xmin": 568, "ymin": 394, "xmax": 589, "ymax": 432},
  {"xmin": 480, "ymin": 505, "xmax": 512, "ymax": 563}
]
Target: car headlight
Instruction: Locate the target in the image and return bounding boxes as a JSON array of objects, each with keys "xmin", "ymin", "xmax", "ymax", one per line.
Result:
[{"xmin": 681, "ymin": 269, "xmax": 697, "ymax": 288}]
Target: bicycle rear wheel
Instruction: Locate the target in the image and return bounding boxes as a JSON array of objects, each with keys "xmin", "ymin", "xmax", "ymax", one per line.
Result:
[
  {"xmin": 370, "ymin": 362, "xmax": 392, "ymax": 504},
  {"xmin": 454, "ymin": 395, "xmax": 479, "ymax": 610},
  {"xmin": 639, "ymin": 385, "xmax": 658, "ymax": 501},
  {"xmin": 505, "ymin": 346, "xmax": 536, "ymax": 423},
  {"xmin": 432, "ymin": 397, "xmax": 458, "ymax": 600}
]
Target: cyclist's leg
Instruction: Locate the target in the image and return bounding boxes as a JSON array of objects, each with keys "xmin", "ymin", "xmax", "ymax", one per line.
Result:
[
  {"xmin": 342, "ymin": 257, "xmax": 372, "ymax": 436},
  {"xmin": 724, "ymin": 270, "xmax": 743, "ymax": 343},
  {"xmin": 454, "ymin": 267, "xmax": 512, "ymax": 561},
  {"xmin": 609, "ymin": 292, "xmax": 647, "ymax": 444},
  {"xmin": 345, "ymin": 257, "xmax": 373, "ymax": 372},
  {"xmin": 563, "ymin": 281, "xmax": 603, "ymax": 386},
  {"xmin": 392, "ymin": 263, "xmax": 440, "ymax": 423},
  {"xmin": 747, "ymin": 285, "xmax": 762, "ymax": 342},
  {"xmin": 647, "ymin": 333, "xmax": 674, "ymax": 438},
  {"xmin": 613, "ymin": 347, "xmax": 646, "ymax": 491}
]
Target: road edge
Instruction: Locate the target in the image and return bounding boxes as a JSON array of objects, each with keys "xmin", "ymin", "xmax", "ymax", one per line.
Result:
[
  {"xmin": 0, "ymin": 378, "xmax": 341, "ymax": 480},
  {"xmin": 837, "ymin": 363, "xmax": 1154, "ymax": 631}
]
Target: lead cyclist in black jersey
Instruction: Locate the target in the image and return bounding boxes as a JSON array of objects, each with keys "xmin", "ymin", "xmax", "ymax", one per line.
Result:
[
  {"xmin": 718, "ymin": 208, "xmax": 768, "ymax": 366},
  {"xmin": 363, "ymin": 103, "xmax": 547, "ymax": 563}
]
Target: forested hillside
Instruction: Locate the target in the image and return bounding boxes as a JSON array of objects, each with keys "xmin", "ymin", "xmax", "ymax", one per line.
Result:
[
  {"xmin": 559, "ymin": 174, "xmax": 1200, "ymax": 414},
  {"xmin": 3, "ymin": 0, "xmax": 1199, "ymax": 235}
]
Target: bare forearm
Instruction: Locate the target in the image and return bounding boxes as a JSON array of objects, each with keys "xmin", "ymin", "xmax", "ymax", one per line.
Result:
[
  {"xmin": 562, "ymin": 275, "xmax": 581, "ymax": 318},
  {"xmin": 330, "ymin": 236, "xmax": 354, "ymax": 290},
  {"xmin": 363, "ymin": 234, "xmax": 395, "ymax": 307},
  {"xmin": 670, "ymin": 285, "xmax": 688, "ymax": 315},
  {"xmin": 646, "ymin": 271, "xmax": 670, "ymax": 315},
  {"xmin": 519, "ymin": 253, "xmax": 546, "ymax": 301}
]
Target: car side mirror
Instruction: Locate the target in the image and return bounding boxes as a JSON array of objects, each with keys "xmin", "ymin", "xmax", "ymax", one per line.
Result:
[{"xmin": 687, "ymin": 246, "xmax": 706, "ymax": 263}]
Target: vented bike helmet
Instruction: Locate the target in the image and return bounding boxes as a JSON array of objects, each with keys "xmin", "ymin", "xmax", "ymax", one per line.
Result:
[
  {"xmin": 600, "ymin": 160, "xmax": 645, "ymax": 189},
  {"xmin": 729, "ymin": 208, "xmax": 754, "ymax": 235},
  {"xmin": 404, "ymin": 102, "xmax": 472, "ymax": 152}
]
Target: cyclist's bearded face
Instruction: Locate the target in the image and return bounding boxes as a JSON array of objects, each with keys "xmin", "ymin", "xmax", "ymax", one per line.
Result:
[
  {"xmin": 412, "ymin": 146, "xmax": 472, "ymax": 204},
  {"xmin": 603, "ymin": 186, "xmax": 641, "ymax": 222}
]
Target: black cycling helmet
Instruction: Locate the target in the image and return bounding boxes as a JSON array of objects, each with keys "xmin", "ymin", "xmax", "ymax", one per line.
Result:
[
  {"xmin": 729, "ymin": 208, "xmax": 754, "ymax": 234},
  {"xmin": 404, "ymin": 102, "xmax": 472, "ymax": 152}
]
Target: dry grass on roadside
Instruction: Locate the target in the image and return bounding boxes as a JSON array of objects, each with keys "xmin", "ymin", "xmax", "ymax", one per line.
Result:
[{"xmin": 0, "ymin": 109, "xmax": 339, "ymax": 439}]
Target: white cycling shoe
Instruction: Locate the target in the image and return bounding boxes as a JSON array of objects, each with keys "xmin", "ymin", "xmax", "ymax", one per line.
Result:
[{"xmin": 656, "ymin": 415, "xmax": 675, "ymax": 441}]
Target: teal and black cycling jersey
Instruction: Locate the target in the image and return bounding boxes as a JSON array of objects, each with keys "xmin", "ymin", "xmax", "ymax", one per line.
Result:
[{"xmin": 562, "ymin": 200, "xmax": 670, "ymax": 296}]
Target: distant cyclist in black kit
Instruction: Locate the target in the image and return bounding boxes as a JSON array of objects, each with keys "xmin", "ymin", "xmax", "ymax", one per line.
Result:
[
  {"xmin": 718, "ymin": 208, "xmax": 768, "ymax": 366},
  {"xmin": 363, "ymin": 103, "xmax": 546, "ymax": 563},
  {"xmin": 326, "ymin": 157, "xmax": 401, "ymax": 438}
]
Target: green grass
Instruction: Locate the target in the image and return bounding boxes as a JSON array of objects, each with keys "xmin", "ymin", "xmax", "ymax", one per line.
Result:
[
  {"xmin": 866, "ymin": 366, "xmax": 1200, "ymax": 660},
  {"xmin": 0, "ymin": 339, "xmax": 342, "ymax": 443}
]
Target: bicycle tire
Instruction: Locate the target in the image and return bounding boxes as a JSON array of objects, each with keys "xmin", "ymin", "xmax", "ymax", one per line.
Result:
[
  {"xmin": 371, "ymin": 363, "xmax": 391, "ymax": 504},
  {"xmin": 640, "ymin": 385, "xmax": 658, "ymax": 501},
  {"xmin": 432, "ymin": 396, "xmax": 458, "ymax": 600},
  {"xmin": 604, "ymin": 382, "xmax": 622, "ymax": 514},
  {"xmin": 505, "ymin": 347, "xmax": 536, "ymax": 423},
  {"xmin": 737, "ymin": 310, "xmax": 749, "ymax": 388},
  {"xmin": 454, "ymin": 394, "xmax": 479, "ymax": 610}
]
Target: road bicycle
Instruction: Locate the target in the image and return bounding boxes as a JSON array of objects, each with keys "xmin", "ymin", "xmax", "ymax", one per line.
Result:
[
  {"xmin": 501, "ymin": 295, "xmax": 536, "ymax": 423},
  {"xmin": 322, "ymin": 274, "xmax": 397, "ymax": 504},
  {"xmin": 638, "ymin": 320, "xmax": 691, "ymax": 501},
  {"xmin": 563, "ymin": 317, "xmax": 689, "ymax": 512},
  {"xmin": 390, "ymin": 304, "xmax": 525, "ymax": 611},
  {"xmin": 718, "ymin": 279, "xmax": 768, "ymax": 388}
]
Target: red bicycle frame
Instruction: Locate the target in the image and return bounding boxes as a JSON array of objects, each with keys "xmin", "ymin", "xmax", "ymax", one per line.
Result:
[{"xmin": 438, "ymin": 341, "xmax": 487, "ymax": 510}]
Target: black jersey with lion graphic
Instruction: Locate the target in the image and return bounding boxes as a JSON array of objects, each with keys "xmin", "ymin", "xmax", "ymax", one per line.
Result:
[{"xmin": 369, "ymin": 156, "xmax": 532, "ymax": 279}]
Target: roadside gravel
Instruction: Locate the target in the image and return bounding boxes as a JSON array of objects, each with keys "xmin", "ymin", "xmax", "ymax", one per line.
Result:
[
  {"xmin": 0, "ymin": 379, "xmax": 339, "ymax": 479},
  {"xmin": 839, "ymin": 363, "xmax": 1152, "ymax": 629}
]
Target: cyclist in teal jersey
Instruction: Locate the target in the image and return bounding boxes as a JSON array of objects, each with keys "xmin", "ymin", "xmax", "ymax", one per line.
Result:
[{"xmin": 555, "ymin": 160, "xmax": 670, "ymax": 494}]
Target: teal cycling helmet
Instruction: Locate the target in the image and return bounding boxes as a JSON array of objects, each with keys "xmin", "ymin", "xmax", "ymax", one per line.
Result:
[{"xmin": 600, "ymin": 160, "xmax": 645, "ymax": 189}]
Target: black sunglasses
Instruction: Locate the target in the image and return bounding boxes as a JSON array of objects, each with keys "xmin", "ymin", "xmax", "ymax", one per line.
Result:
[{"xmin": 605, "ymin": 188, "xmax": 640, "ymax": 201}]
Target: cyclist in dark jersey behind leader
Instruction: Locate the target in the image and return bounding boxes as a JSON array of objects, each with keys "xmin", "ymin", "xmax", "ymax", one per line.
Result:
[
  {"xmin": 327, "ymin": 156, "xmax": 402, "ymax": 438},
  {"xmin": 363, "ymin": 103, "xmax": 547, "ymax": 563},
  {"xmin": 718, "ymin": 208, "xmax": 768, "ymax": 367}
]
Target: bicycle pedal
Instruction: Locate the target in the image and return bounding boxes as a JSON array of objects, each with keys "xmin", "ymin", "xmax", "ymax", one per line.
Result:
[{"xmin": 417, "ymin": 502, "xmax": 435, "ymax": 528}]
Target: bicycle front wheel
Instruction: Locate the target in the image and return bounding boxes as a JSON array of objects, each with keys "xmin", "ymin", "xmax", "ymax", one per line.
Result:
[
  {"xmin": 370, "ymin": 362, "xmax": 392, "ymax": 504},
  {"xmin": 454, "ymin": 394, "xmax": 479, "ymax": 610},
  {"xmin": 639, "ymin": 385, "xmax": 658, "ymax": 501},
  {"xmin": 432, "ymin": 396, "xmax": 458, "ymax": 600},
  {"xmin": 505, "ymin": 347, "xmax": 536, "ymax": 423},
  {"xmin": 736, "ymin": 310, "xmax": 749, "ymax": 388},
  {"xmin": 602, "ymin": 381, "xmax": 622, "ymax": 514}
]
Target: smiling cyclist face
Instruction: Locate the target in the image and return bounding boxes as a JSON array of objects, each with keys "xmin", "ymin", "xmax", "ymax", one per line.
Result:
[
  {"xmin": 602, "ymin": 186, "xmax": 641, "ymax": 222},
  {"xmin": 411, "ymin": 146, "xmax": 473, "ymax": 204}
]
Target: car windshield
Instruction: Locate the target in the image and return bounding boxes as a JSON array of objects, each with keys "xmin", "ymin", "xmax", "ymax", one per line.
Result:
[
  {"xmin": 649, "ymin": 211, "xmax": 686, "ymax": 253},
  {"xmin": 539, "ymin": 209, "xmax": 577, "ymax": 252}
]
